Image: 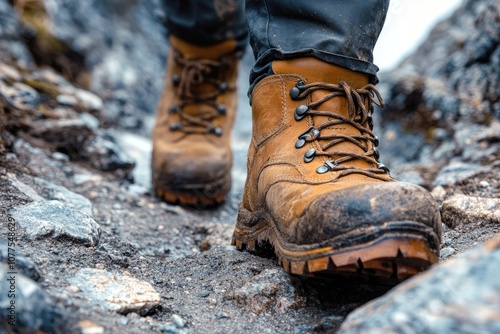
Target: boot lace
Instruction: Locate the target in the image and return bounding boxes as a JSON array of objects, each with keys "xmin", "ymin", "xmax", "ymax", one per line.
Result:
[
  {"xmin": 168, "ymin": 51, "xmax": 231, "ymax": 136},
  {"xmin": 290, "ymin": 80, "xmax": 391, "ymax": 180}
]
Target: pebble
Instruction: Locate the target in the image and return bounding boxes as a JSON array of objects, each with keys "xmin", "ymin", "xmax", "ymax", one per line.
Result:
[
  {"xmin": 440, "ymin": 246, "xmax": 456, "ymax": 259},
  {"xmin": 51, "ymin": 151, "xmax": 70, "ymax": 162},
  {"xmin": 479, "ymin": 180, "xmax": 490, "ymax": 188},
  {"xmin": 75, "ymin": 88, "xmax": 104, "ymax": 110},
  {"xmin": 226, "ymin": 268, "xmax": 306, "ymax": 314},
  {"xmin": 430, "ymin": 185, "xmax": 447, "ymax": 202},
  {"xmin": 78, "ymin": 320, "xmax": 105, "ymax": 334},
  {"xmin": 69, "ymin": 268, "xmax": 161, "ymax": 315},
  {"xmin": 10, "ymin": 200, "xmax": 101, "ymax": 246},
  {"xmin": 172, "ymin": 314, "xmax": 186, "ymax": 328},
  {"xmin": 56, "ymin": 94, "xmax": 78, "ymax": 106}
]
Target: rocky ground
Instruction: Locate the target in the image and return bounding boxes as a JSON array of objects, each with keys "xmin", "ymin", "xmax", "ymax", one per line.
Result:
[{"xmin": 0, "ymin": 0, "xmax": 499, "ymax": 333}]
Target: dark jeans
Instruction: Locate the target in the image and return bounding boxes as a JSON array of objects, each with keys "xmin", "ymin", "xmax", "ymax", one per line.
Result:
[{"xmin": 164, "ymin": 0, "xmax": 389, "ymax": 89}]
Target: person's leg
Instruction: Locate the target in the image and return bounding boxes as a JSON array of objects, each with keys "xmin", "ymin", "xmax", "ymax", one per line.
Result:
[
  {"xmin": 164, "ymin": 0, "xmax": 248, "ymax": 52},
  {"xmin": 152, "ymin": 0, "xmax": 247, "ymax": 206},
  {"xmin": 246, "ymin": 0, "xmax": 388, "ymax": 91},
  {"xmin": 233, "ymin": 0, "xmax": 441, "ymax": 283}
]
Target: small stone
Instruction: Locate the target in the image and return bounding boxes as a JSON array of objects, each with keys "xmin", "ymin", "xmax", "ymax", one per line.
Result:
[
  {"xmin": 56, "ymin": 94, "xmax": 78, "ymax": 106},
  {"xmin": 440, "ymin": 247, "xmax": 455, "ymax": 259},
  {"xmin": 0, "ymin": 81, "xmax": 40, "ymax": 109},
  {"xmin": 69, "ymin": 268, "xmax": 161, "ymax": 315},
  {"xmin": 78, "ymin": 320, "xmax": 104, "ymax": 334},
  {"xmin": 51, "ymin": 151, "xmax": 70, "ymax": 162},
  {"xmin": 73, "ymin": 172, "xmax": 101, "ymax": 185},
  {"xmin": 226, "ymin": 268, "xmax": 306, "ymax": 314},
  {"xmin": 75, "ymin": 89, "xmax": 103, "ymax": 110},
  {"xmin": 442, "ymin": 195, "xmax": 500, "ymax": 228},
  {"xmin": 162, "ymin": 323, "xmax": 179, "ymax": 334},
  {"xmin": 67, "ymin": 285, "xmax": 80, "ymax": 293},
  {"xmin": 172, "ymin": 314, "xmax": 186, "ymax": 328},
  {"xmin": 430, "ymin": 185, "xmax": 447, "ymax": 201},
  {"xmin": 0, "ymin": 62, "xmax": 21, "ymax": 81},
  {"xmin": 479, "ymin": 181, "xmax": 490, "ymax": 188},
  {"xmin": 198, "ymin": 290, "xmax": 210, "ymax": 298},
  {"xmin": 79, "ymin": 112, "xmax": 100, "ymax": 129},
  {"xmin": 10, "ymin": 200, "xmax": 100, "ymax": 246},
  {"xmin": 216, "ymin": 311, "xmax": 230, "ymax": 319}
]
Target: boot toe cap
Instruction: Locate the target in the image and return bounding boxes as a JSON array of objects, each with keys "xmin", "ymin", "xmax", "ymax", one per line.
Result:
[{"xmin": 294, "ymin": 182, "xmax": 442, "ymax": 247}]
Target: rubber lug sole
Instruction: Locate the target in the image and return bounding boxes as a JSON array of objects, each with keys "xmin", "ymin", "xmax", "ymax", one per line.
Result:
[{"xmin": 232, "ymin": 221, "xmax": 439, "ymax": 285}]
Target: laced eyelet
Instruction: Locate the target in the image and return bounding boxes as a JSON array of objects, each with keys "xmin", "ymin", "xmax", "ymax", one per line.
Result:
[
  {"xmin": 373, "ymin": 146, "xmax": 380, "ymax": 161},
  {"xmin": 172, "ymin": 74, "xmax": 180, "ymax": 86},
  {"xmin": 169, "ymin": 105, "xmax": 180, "ymax": 114},
  {"xmin": 377, "ymin": 162, "xmax": 390, "ymax": 173},
  {"xmin": 304, "ymin": 148, "xmax": 316, "ymax": 163},
  {"xmin": 294, "ymin": 104, "xmax": 309, "ymax": 121},
  {"xmin": 373, "ymin": 135, "xmax": 379, "ymax": 147},
  {"xmin": 169, "ymin": 122, "xmax": 182, "ymax": 131},
  {"xmin": 208, "ymin": 126, "xmax": 223, "ymax": 136},
  {"xmin": 289, "ymin": 80, "xmax": 305, "ymax": 100},
  {"xmin": 217, "ymin": 104, "xmax": 227, "ymax": 115},
  {"xmin": 219, "ymin": 82, "xmax": 228, "ymax": 92}
]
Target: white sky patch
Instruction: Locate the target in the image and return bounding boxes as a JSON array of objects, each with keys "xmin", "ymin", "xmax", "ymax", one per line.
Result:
[{"xmin": 374, "ymin": 0, "xmax": 463, "ymax": 71}]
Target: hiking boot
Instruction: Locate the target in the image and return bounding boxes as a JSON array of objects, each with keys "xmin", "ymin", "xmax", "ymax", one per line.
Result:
[
  {"xmin": 152, "ymin": 36, "xmax": 239, "ymax": 206},
  {"xmin": 232, "ymin": 57, "xmax": 441, "ymax": 284}
]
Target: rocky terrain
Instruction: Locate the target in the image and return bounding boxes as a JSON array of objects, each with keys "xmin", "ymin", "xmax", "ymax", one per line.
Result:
[{"xmin": 0, "ymin": 0, "xmax": 499, "ymax": 333}]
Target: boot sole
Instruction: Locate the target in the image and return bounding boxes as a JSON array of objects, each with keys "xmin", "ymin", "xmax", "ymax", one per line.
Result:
[
  {"xmin": 154, "ymin": 174, "xmax": 231, "ymax": 207},
  {"xmin": 232, "ymin": 215, "xmax": 439, "ymax": 285}
]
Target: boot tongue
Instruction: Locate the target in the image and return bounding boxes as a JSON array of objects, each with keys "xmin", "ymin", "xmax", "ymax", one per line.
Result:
[
  {"xmin": 170, "ymin": 36, "xmax": 237, "ymax": 118},
  {"xmin": 273, "ymin": 58, "xmax": 373, "ymax": 169}
]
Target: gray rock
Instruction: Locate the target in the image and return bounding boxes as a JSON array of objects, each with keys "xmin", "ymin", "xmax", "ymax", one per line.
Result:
[
  {"xmin": 0, "ymin": 240, "xmax": 41, "ymax": 281},
  {"xmin": 33, "ymin": 177, "xmax": 93, "ymax": 216},
  {"xmin": 0, "ymin": 81, "xmax": 40, "ymax": 110},
  {"xmin": 338, "ymin": 237, "xmax": 500, "ymax": 334},
  {"xmin": 0, "ymin": 0, "xmax": 34, "ymax": 66},
  {"xmin": 434, "ymin": 162, "xmax": 489, "ymax": 186},
  {"xmin": 10, "ymin": 200, "xmax": 100, "ymax": 246},
  {"xmin": 69, "ymin": 268, "xmax": 161, "ymax": 315},
  {"xmin": 378, "ymin": 0, "xmax": 500, "ymax": 169},
  {"xmin": 83, "ymin": 131, "xmax": 136, "ymax": 172},
  {"xmin": 442, "ymin": 194, "xmax": 500, "ymax": 228},
  {"xmin": 226, "ymin": 268, "xmax": 307, "ymax": 314},
  {"xmin": 0, "ymin": 264, "xmax": 65, "ymax": 333},
  {"xmin": 43, "ymin": 0, "xmax": 168, "ymax": 133}
]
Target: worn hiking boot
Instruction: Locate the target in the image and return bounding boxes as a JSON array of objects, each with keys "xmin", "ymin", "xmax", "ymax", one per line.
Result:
[
  {"xmin": 152, "ymin": 36, "xmax": 239, "ymax": 206},
  {"xmin": 232, "ymin": 58, "xmax": 441, "ymax": 284}
]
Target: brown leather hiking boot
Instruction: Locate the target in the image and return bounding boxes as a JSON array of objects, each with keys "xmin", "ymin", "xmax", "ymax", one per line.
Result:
[
  {"xmin": 232, "ymin": 57, "xmax": 441, "ymax": 284},
  {"xmin": 152, "ymin": 36, "xmax": 239, "ymax": 206}
]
